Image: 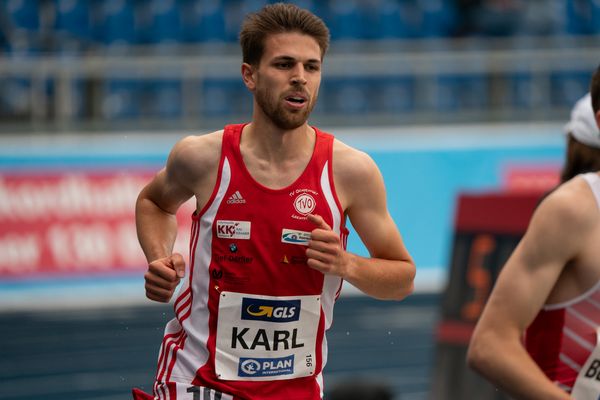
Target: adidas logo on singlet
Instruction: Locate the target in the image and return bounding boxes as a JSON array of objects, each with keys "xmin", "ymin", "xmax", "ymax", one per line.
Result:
[{"xmin": 226, "ymin": 190, "xmax": 246, "ymax": 204}]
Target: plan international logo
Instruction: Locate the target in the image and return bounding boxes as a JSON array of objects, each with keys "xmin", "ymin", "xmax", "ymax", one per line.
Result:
[{"xmin": 238, "ymin": 355, "xmax": 295, "ymax": 378}]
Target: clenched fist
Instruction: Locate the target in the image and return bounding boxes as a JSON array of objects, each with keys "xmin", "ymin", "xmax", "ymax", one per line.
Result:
[{"xmin": 144, "ymin": 253, "xmax": 186, "ymax": 302}]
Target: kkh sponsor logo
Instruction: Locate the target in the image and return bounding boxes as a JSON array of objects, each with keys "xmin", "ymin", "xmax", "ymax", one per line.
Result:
[
  {"xmin": 238, "ymin": 355, "xmax": 294, "ymax": 378},
  {"xmin": 241, "ymin": 297, "xmax": 301, "ymax": 323},
  {"xmin": 216, "ymin": 220, "xmax": 251, "ymax": 239}
]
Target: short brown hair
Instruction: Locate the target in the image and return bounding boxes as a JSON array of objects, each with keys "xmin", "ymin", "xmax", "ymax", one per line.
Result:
[
  {"xmin": 591, "ymin": 63, "xmax": 600, "ymax": 113},
  {"xmin": 239, "ymin": 3, "xmax": 330, "ymax": 66},
  {"xmin": 560, "ymin": 134, "xmax": 600, "ymax": 182}
]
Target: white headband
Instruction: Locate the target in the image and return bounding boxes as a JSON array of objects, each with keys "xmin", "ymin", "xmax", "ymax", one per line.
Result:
[{"xmin": 564, "ymin": 93, "xmax": 600, "ymax": 149}]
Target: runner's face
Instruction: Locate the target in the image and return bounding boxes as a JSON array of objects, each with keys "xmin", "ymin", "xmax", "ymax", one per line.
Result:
[{"xmin": 250, "ymin": 32, "xmax": 322, "ymax": 130}]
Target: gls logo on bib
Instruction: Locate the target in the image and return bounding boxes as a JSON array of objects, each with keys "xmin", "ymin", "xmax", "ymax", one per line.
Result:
[{"xmin": 242, "ymin": 298, "xmax": 300, "ymax": 323}]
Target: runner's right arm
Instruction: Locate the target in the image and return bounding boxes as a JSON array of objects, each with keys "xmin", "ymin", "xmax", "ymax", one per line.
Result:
[{"xmin": 135, "ymin": 133, "xmax": 220, "ymax": 302}]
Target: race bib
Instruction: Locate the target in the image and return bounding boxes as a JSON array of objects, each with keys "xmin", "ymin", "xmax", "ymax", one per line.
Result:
[
  {"xmin": 214, "ymin": 291, "xmax": 321, "ymax": 381},
  {"xmin": 571, "ymin": 327, "xmax": 600, "ymax": 400}
]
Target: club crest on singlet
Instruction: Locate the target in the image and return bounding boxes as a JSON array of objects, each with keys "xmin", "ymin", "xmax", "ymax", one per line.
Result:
[{"xmin": 289, "ymin": 188, "xmax": 318, "ymax": 220}]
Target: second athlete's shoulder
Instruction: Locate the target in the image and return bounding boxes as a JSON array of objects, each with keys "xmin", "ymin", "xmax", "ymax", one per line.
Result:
[{"xmin": 535, "ymin": 174, "xmax": 599, "ymax": 232}]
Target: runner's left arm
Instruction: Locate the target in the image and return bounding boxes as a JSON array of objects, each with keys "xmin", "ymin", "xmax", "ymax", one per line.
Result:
[{"xmin": 306, "ymin": 148, "xmax": 415, "ymax": 300}]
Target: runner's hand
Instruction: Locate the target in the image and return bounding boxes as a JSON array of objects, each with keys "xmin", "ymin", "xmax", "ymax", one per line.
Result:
[
  {"xmin": 144, "ymin": 253, "xmax": 186, "ymax": 302},
  {"xmin": 306, "ymin": 214, "xmax": 348, "ymax": 278}
]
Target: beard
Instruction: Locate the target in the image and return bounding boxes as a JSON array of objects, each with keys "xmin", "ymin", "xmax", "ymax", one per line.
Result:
[{"xmin": 254, "ymin": 85, "xmax": 317, "ymax": 130}]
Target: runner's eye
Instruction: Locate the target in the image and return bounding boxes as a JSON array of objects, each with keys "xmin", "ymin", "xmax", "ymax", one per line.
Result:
[{"xmin": 305, "ymin": 64, "xmax": 320, "ymax": 72}]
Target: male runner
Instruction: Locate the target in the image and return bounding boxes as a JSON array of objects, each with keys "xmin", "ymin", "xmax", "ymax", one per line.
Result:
[{"xmin": 134, "ymin": 3, "xmax": 415, "ymax": 399}]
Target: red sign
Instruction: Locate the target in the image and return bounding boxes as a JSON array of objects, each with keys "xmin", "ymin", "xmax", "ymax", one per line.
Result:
[
  {"xmin": 502, "ymin": 164, "xmax": 560, "ymax": 193},
  {"xmin": 0, "ymin": 171, "xmax": 194, "ymax": 277}
]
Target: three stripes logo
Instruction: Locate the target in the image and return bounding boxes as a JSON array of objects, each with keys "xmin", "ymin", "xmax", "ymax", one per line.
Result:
[{"xmin": 227, "ymin": 190, "xmax": 246, "ymax": 204}]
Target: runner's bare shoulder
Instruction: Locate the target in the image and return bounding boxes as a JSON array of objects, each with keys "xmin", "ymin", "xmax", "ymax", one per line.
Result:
[
  {"xmin": 331, "ymin": 139, "xmax": 383, "ymax": 209},
  {"xmin": 166, "ymin": 130, "xmax": 224, "ymax": 185},
  {"xmin": 331, "ymin": 139, "xmax": 379, "ymax": 185}
]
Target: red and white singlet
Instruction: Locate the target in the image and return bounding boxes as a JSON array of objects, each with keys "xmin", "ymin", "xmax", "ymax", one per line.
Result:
[
  {"xmin": 525, "ymin": 173, "xmax": 600, "ymax": 396},
  {"xmin": 152, "ymin": 124, "xmax": 349, "ymax": 400}
]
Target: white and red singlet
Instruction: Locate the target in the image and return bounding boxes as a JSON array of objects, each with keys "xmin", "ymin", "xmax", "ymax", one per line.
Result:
[
  {"xmin": 525, "ymin": 173, "xmax": 600, "ymax": 398},
  {"xmin": 153, "ymin": 124, "xmax": 349, "ymax": 400}
]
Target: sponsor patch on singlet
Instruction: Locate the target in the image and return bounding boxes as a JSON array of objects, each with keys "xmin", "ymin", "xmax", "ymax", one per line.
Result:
[
  {"xmin": 214, "ymin": 291, "xmax": 320, "ymax": 381},
  {"xmin": 281, "ymin": 229, "xmax": 311, "ymax": 246},
  {"xmin": 216, "ymin": 220, "xmax": 251, "ymax": 239}
]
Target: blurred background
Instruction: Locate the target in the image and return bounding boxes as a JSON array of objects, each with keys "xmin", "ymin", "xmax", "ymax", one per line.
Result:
[{"xmin": 0, "ymin": 0, "xmax": 598, "ymax": 399}]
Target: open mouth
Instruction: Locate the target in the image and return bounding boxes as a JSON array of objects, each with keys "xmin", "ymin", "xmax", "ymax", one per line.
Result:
[{"xmin": 285, "ymin": 96, "xmax": 307, "ymax": 105}]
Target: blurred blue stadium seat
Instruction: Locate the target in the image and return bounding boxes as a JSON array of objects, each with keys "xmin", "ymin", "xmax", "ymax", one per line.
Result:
[
  {"xmin": 507, "ymin": 72, "xmax": 539, "ymax": 109},
  {"xmin": 433, "ymin": 75, "xmax": 489, "ymax": 112},
  {"xmin": 3, "ymin": 0, "xmax": 39, "ymax": 30},
  {"xmin": 364, "ymin": 0, "xmax": 411, "ymax": 39},
  {"xmin": 516, "ymin": 0, "xmax": 564, "ymax": 36},
  {"xmin": 91, "ymin": 1, "xmax": 141, "ymax": 121},
  {"xmin": 50, "ymin": 0, "xmax": 91, "ymax": 117},
  {"xmin": 222, "ymin": 0, "xmax": 269, "ymax": 42},
  {"xmin": 228, "ymin": 79, "xmax": 252, "ymax": 116},
  {"xmin": 326, "ymin": 0, "xmax": 366, "ymax": 40},
  {"xmin": 142, "ymin": 79, "xmax": 183, "ymax": 119},
  {"xmin": 45, "ymin": 75, "xmax": 87, "ymax": 119},
  {"xmin": 138, "ymin": 0, "xmax": 181, "ymax": 45},
  {"xmin": 593, "ymin": 0, "xmax": 600, "ymax": 33},
  {"xmin": 1, "ymin": 0, "xmax": 42, "ymax": 53},
  {"xmin": 102, "ymin": 79, "xmax": 140, "ymax": 119},
  {"xmin": 0, "ymin": 77, "xmax": 31, "ymax": 118},
  {"xmin": 0, "ymin": 29, "xmax": 7, "ymax": 53},
  {"xmin": 286, "ymin": 0, "xmax": 319, "ymax": 11},
  {"xmin": 202, "ymin": 78, "xmax": 251, "ymax": 117},
  {"xmin": 419, "ymin": 0, "xmax": 457, "ymax": 38},
  {"xmin": 363, "ymin": 0, "xmax": 457, "ymax": 39},
  {"xmin": 92, "ymin": 0, "xmax": 138, "ymax": 47},
  {"xmin": 202, "ymin": 78, "xmax": 234, "ymax": 116},
  {"xmin": 565, "ymin": 0, "xmax": 596, "ymax": 34},
  {"xmin": 375, "ymin": 76, "xmax": 416, "ymax": 113},
  {"xmin": 53, "ymin": 0, "xmax": 92, "ymax": 43},
  {"xmin": 179, "ymin": 0, "xmax": 226, "ymax": 43},
  {"xmin": 550, "ymin": 70, "xmax": 592, "ymax": 108},
  {"xmin": 321, "ymin": 78, "xmax": 371, "ymax": 114},
  {"xmin": 318, "ymin": 76, "xmax": 415, "ymax": 116}
]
